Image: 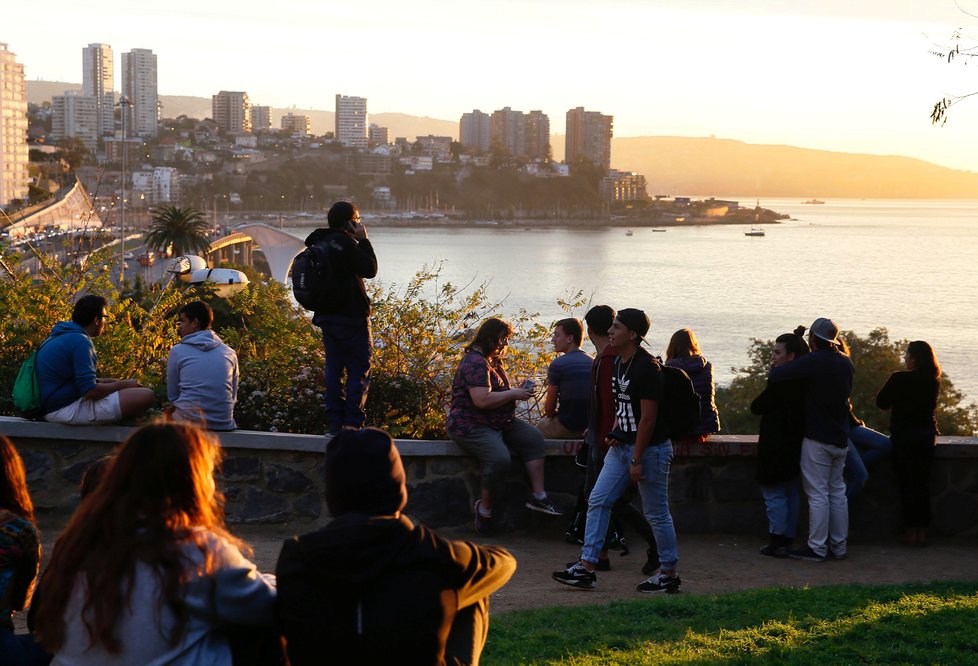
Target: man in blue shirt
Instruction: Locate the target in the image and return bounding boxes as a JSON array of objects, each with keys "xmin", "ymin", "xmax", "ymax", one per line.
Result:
[
  {"xmin": 36, "ymin": 295, "xmax": 155, "ymax": 425},
  {"xmin": 768, "ymin": 317, "xmax": 854, "ymax": 562},
  {"xmin": 536, "ymin": 318, "xmax": 593, "ymax": 439}
]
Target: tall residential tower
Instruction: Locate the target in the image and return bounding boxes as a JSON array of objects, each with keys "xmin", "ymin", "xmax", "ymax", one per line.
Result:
[
  {"xmin": 335, "ymin": 94, "xmax": 367, "ymax": 148},
  {"xmin": 0, "ymin": 43, "xmax": 29, "ymax": 208},
  {"xmin": 121, "ymin": 48, "xmax": 158, "ymax": 138},
  {"xmin": 212, "ymin": 91, "xmax": 252, "ymax": 133},
  {"xmin": 565, "ymin": 107, "xmax": 613, "ymax": 171},
  {"xmin": 82, "ymin": 43, "xmax": 115, "ymax": 137}
]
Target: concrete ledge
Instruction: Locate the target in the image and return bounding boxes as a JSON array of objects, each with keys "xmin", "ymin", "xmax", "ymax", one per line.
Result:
[{"xmin": 2, "ymin": 417, "xmax": 976, "ymax": 456}]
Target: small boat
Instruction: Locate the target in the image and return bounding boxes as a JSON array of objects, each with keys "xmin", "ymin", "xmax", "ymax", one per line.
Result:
[
  {"xmin": 744, "ymin": 227, "xmax": 765, "ymax": 237},
  {"xmin": 802, "ymin": 198, "xmax": 825, "ymax": 205},
  {"xmin": 652, "ymin": 228, "xmax": 667, "ymax": 232},
  {"xmin": 625, "ymin": 229, "xmax": 634, "ymax": 236}
]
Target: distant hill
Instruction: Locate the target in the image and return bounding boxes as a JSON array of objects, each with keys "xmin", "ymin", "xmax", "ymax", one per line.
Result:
[
  {"xmin": 611, "ymin": 136, "xmax": 978, "ymax": 198},
  {"xmin": 27, "ymin": 81, "xmax": 978, "ymax": 198}
]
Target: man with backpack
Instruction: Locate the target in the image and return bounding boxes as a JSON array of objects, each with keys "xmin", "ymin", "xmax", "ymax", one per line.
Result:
[
  {"xmin": 553, "ymin": 308, "xmax": 681, "ymax": 594},
  {"xmin": 35, "ymin": 295, "xmax": 155, "ymax": 425},
  {"xmin": 302, "ymin": 201, "xmax": 378, "ymax": 436}
]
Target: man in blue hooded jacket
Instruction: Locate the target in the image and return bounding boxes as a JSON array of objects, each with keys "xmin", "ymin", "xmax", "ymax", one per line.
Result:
[{"xmin": 36, "ymin": 295, "xmax": 155, "ymax": 424}]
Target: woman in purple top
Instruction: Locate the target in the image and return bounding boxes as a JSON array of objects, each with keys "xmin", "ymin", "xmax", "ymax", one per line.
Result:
[
  {"xmin": 665, "ymin": 328, "xmax": 721, "ymax": 441},
  {"xmin": 877, "ymin": 340, "xmax": 941, "ymax": 547},
  {"xmin": 446, "ymin": 318, "xmax": 562, "ymax": 536}
]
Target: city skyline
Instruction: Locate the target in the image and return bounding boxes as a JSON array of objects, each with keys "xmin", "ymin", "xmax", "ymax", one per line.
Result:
[{"xmin": 5, "ymin": 1, "xmax": 978, "ymax": 171}]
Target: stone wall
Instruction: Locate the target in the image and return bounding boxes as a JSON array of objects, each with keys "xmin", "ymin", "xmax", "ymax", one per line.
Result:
[{"xmin": 2, "ymin": 417, "xmax": 976, "ymax": 537}]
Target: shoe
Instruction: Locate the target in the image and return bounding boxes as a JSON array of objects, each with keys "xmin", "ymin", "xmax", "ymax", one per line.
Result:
[
  {"xmin": 828, "ymin": 550, "xmax": 847, "ymax": 561},
  {"xmin": 642, "ymin": 547, "xmax": 660, "ymax": 575},
  {"xmin": 760, "ymin": 534, "xmax": 789, "ymax": 558},
  {"xmin": 637, "ymin": 571, "xmax": 681, "ymax": 594},
  {"xmin": 473, "ymin": 500, "xmax": 493, "ymax": 536},
  {"xmin": 526, "ymin": 495, "xmax": 563, "ymax": 516},
  {"xmin": 552, "ymin": 562, "xmax": 597, "ymax": 590},
  {"xmin": 574, "ymin": 443, "xmax": 590, "ymax": 468},
  {"xmin": 567, "ymin": 558, "xmax": 610, "ymax": 572},
  {"xmin": 788, "ymin": 546, "xmax": 827, "ymax": 562}
]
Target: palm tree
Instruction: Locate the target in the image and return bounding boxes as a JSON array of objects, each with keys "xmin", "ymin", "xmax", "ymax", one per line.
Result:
[{"xmin": 144, "ymin": 206, "xmax": 212, "ymax": 257}]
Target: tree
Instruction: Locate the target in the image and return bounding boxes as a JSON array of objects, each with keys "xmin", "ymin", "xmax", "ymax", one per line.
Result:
[
  {"xmin": 929, "ymin": 6, "xmax": 978, "ymax": 125},
  {"xmin": 716, "ymin": 328, "xmax": 978, "ymax": 437},
  {"xmin": 144, "ymin": 206, "xmax": 211, "ymax": 256}
]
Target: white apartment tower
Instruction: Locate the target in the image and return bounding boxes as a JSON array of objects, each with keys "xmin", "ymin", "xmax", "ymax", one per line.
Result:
[
  {"xmin": 0, "ymin": 43, "xmax": 29, "ymax": 208},
  {"xmin": 251, "ymin": 105, "xmax": 271, "ymax": 132},
  {"xmin": 212, "ymin": 91, "xmax": 252, "ymax": 134},
  {"xmin": 82, "ymin": 43, "xmax": 115, "ymax": 137},
  {"xmin": 121, "ymin": 48, "xmax": 158, "ymax": 138},
  {"xmin": 51, "ymin": 91, "xmax": 100, "ymax": 151},
  {"xmin": 459, "ymin": 110, "xmax": 491, "ymax": 153},
  {"xmin": 335, "ymin": 94, "xmax": 367, "ymax": 148}
]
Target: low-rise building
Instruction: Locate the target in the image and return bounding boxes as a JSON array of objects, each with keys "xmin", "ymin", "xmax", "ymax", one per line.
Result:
[{"xmin": 600, "ymin": 169, "xmax": 648, "ymax": 202}]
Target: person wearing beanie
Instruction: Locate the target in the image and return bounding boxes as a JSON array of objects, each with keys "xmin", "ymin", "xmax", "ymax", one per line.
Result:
[
  {"xmin": 276, "ymin": 428, "xmax": 517, "ymax": 666},
  {"xmin": 553, "ymin": 308, "xmax": 681, "ymax": 594},
  {"xmin": 304, "ymin": 201, "xmax": 378, "ymax": 435},
  {"xmin": 768, "ymin": 317, "xmax": 855, "ymax": 563}
]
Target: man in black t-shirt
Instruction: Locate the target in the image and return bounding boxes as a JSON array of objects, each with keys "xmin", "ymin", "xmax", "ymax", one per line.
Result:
[{"xmin": 553, "ymin": 308, "xmax": 681, "ymax": 594}]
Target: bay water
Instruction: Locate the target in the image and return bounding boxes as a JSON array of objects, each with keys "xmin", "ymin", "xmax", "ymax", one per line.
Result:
[{"xmin": 285, "ymin": 198, "xmax": 978, "ymax": 402}]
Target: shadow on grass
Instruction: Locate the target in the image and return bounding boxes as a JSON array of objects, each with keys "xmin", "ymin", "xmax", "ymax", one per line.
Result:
[{"xmin": 484, "ymin": 582, "xmax": 978, "ymax": 665}]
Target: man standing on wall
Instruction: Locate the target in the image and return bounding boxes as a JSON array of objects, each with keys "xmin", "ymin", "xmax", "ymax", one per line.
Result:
[{"xmin": 307, "ymin": 201, "xmax": 378, "ymax": 435}]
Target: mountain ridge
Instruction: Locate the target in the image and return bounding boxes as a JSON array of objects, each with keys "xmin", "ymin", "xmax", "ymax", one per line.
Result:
[{"xmin": 27, "ymin": 81, "xmax": 978, "ymax": 198}]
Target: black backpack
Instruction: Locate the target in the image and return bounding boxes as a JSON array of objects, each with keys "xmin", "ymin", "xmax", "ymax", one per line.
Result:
[
  {"xmin": 292, "ymin": 233, "xmax": 339, "ymax": 312},
  {"xmin": 659, "ymin": 363, "xmax": 701, "ymax": 440}
]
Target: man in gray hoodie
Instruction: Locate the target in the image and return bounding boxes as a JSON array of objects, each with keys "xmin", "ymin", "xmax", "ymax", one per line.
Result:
[{"xmin": 167, "ymin": 301, "xmax": 239, "ymax": 430}]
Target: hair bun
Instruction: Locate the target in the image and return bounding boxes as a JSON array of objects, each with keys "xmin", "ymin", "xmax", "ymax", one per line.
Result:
[{"xmin": 793, "ymin": 325, "xmax": 807, "ymax": 337}]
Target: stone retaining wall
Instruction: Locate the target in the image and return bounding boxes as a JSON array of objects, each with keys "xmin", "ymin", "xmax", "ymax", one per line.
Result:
[{"xmin": 2, "ymin": 417, "xmax": 976, "ymax": 537}]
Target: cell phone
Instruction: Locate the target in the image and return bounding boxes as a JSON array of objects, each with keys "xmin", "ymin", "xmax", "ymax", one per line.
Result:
[{"xmin": 521, "ymin": 379, "xmax": 536, "ymax": 391}]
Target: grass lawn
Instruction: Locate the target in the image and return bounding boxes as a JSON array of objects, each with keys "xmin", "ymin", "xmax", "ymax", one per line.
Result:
[{"xmin": 484, "ymin": 582, "xmax": 978, "ymax": 665}]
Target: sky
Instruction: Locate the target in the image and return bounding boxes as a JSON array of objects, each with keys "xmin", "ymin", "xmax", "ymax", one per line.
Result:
[{"xmin": 6, "ymin": 0, "xmax": 978, "ymax": 171}]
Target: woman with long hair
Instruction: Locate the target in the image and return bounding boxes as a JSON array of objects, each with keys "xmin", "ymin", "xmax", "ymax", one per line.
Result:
[
  {"xmin": 446, "ymin": 318, "xmax": 562, "ymax": 536},
  {"xmin": 0, "ymin": 436, "xmax": 44, "ymax": 666},
  {"xmin": 665, "ymin": 328, "xmax": 721, "ymax": 441},
  {"xmin": 33, "ymin": 422, "xmax": 276, "ymax": 664},
  {"xmin": 750, "ymin": 327, "xmax": 809, "ymax": 558},
  {"xmin": 877, "ymin": 340, "xmax": 942, "ymax": 546}
]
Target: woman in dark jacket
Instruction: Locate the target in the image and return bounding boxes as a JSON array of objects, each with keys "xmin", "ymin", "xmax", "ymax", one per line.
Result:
[
  {"xmin": 665, "ymin": 328, "xmax": 721, "ymax": 441},
  {"xmin": 750, "ymin": 327, "xmax": 809, "ymax": 557},
  {"xmin": 877, "ymin": 340, "xmax": 941, "ymax": 546}
]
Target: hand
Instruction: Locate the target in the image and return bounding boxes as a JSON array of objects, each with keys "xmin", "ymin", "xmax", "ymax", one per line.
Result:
[
  {"xmin": 629, "ymin": 461, "xmax": 644, "ymax": 484},
  {"xmin": 349, "ymin": 220, "xmax": 368, "ymax": 240},
  {"xmin": 511, "ymin": 388, "xmax": 532, "ymax": 401}
]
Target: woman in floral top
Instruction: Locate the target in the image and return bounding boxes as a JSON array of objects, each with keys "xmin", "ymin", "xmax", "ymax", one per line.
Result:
[{"xmin": 447, "ymin": 318, "xmax": 563, "ymax": 536}]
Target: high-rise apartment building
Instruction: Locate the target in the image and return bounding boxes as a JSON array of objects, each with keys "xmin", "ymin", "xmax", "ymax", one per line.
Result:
[
  {"xmin": 281, "ymin": 112, "xmax": 311, "ymax": 136},
  {"xmin": 459, "ymin": 110, "xmax": 491, "ymax": 153},
  {"xmin": 211, "ymin": 91, "xmax": 251, "ymax": 133},
  {"xmin": 565, "ymin": 107, "xmax": 613, "ymax": 171},
  {"xmin": 82, "ymin": 43, "xmax": 115, "ymax": 137},
  {"xmin": 0, "ymin": 43, "xmax": 29, "ymax": 208},
  {"xmin": 251, "ymin": 105, "xmax": 271, "ymax": 132},
  {"xmin": 51, "ymin": 91, "xmax": 100, "ymax": 151},
  {"xmin": 335, "ymin": 94, "xmax": 367, "ymax": 148},
  {"xmin": 121, "ymin": 48, "xmax": 158, "ymax": 138},
  {"xmin": 368, "ymin": 123, "xmax": 390, "ymax": 146},
  {"xmin": 525, "ymin": 110, "xmax": 550, "ymax": 160},
  {"xmin": 486, "ymin": 108, "xmax": 549, "ymax": 160}
]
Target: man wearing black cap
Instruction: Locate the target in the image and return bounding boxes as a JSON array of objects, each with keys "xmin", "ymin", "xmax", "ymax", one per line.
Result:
[
  {"xmin": 276, "ymin": 428, "xmax": 517, "ymax": 665},
  {"xmin": 304, "ymin": 201, "xmax": 377, "ymax": 435},
  {"xmin": 768, "ymin": 317, "xmax": 854, "ymax": 562},
  {"xmin": 553, "ymin": 308, "xmax": 680, "ymax": 594}
]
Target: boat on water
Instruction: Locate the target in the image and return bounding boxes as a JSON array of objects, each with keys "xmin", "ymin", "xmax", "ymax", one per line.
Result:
[
  {"xmin": 802, "ymin": 198, "xmax": 825, "ymax": 204},
  {"xmin": 746, "ymin": 199, "xmax": 766, "ymax": 236},
  {"xmin": 625, "ymin": 229, "xmax": 634, "ymax": 236},
  {"xmin": 744, "ymin": 228, "xmax": 766, "ymax": 237},
  {"xmin": 652, "ymin": 228, "xmax": 667, "ymax": 232}
]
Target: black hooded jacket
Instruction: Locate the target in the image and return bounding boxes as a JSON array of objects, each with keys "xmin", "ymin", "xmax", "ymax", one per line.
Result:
[
  {"xmin": 275, "ymin": 513, "xmax": 515, "ymax": 665},
  {"xmin": 304, "ymin": 227, "xmax": 377, "ymax": 318}
]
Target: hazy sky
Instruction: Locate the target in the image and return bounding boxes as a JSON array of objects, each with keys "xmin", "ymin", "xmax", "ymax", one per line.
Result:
[{"xmin": 7, "ymin": 0, "xmax": 978, "ymax": 170}]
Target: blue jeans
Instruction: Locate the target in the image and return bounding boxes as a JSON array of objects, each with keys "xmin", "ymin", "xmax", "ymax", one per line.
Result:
[
  {"xmin": 844, "ymin": 425, "xmax": 891, "ymax": 500},
  {"xmin": 317, "ymin": 314, "xmax": 372, "ymax": 433},
  {"xmin": 760, "ymin": 476, "xmax": 800, "ymax": 538},
  {"xmin": 581, "ymin": 441, "xmax": 678, "ymax": 571}
]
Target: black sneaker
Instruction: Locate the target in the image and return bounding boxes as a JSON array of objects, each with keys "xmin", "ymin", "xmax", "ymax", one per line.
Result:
[
  {"xmin": 828, "ymin": 550, "xmax": 848, "ymax": 561},
  {"xmin": 636, "ymin": 571, "xmax": 681, "ymax": 594},
  {"xmin": 473, "ymin": 500, "xmax": 493, "ymax": 536},
  {"xmin": 567, "ymin": 558, "xmax": 610, "ymax": 572},
  {"xmin": 552, "ymin": 562, "xmax": 597, "ymax": 590},
  {"xmin": 526, "ymin": 495, "xmax": 563, "ymax": 516},
  {"xmin": 788, "ymin": 546, "xmax": 827, "ymax": 562}
]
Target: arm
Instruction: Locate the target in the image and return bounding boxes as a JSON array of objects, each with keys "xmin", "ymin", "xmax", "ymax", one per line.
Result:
[
  {"xmin": 185, "ymin": 535, "xmax": 276, "ymax": 626},
  {"xmin": 449, "ymin": 542, "xmax": 517, "ymax": 610},
  {"xmin": 468, "ymin": 386, "xmax": 528, "ymax": 410},
  {"xmin": 167, "ymin": 348, "xmax": 180, "ymax": 402},
  {"xmin": 84, "ymin": 378, "xmax": 142, "ymax": 400},
  {"xmin": 630, "ymin": 398, "xmax": 658, "ymax": 483},
  {"xmin": 543, "ymin": 385, "xmax": 559, "ymax": 418},
  {"xmin": 750, "ymin": 383, "xmax": 778, "ymax": 415},
  {"xmin": 352, "ymin": 238, "xmax": 378, "ymax": 279},
  {"xmin": 876, "ymin": 374, "xmax": 896, "ymax": 410},
  {"xmin": 3, "ymin": 520, "xmax": 40, "ymax": 612},
  {"xmin": 768, "ymin": 353, "xmax": 815, "ymax": 383}
]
